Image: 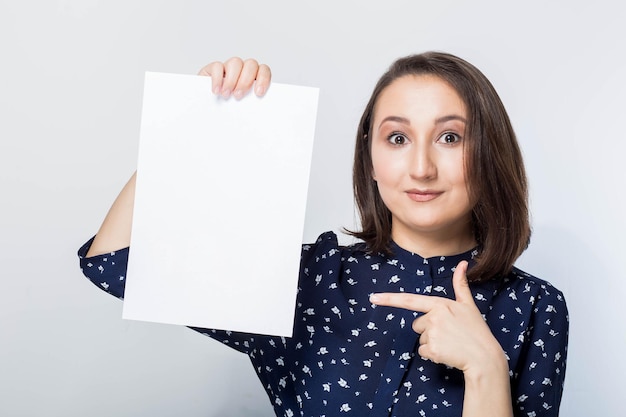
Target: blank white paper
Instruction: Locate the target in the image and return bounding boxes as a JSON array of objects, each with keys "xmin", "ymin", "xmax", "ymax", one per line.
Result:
[{"xmin": 122, "ymin": 72, "xmax": 319, "ymax": 336}]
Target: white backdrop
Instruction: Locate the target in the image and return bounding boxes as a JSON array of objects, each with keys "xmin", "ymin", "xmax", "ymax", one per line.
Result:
[{"xmin": 1, "ymin": 1, "xmax": 624, "ymax": 416}]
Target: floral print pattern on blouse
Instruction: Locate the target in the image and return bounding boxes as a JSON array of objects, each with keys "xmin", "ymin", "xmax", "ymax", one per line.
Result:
[{"xmin": 78, "ymin": 231, "xmax": 568, "ymax": 417}]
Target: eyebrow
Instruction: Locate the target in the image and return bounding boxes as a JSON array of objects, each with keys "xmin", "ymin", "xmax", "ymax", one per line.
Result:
[
  {"xmin": 377, "ymin": 114, "xmax": 467, "ymax": 130},
  {"xmin": 435, "ymin": 115, "xmax": 467, "ymax": 124},
  {"xmin": 377, "ymin": 116, "xmax": 410, "ymax": 130}
]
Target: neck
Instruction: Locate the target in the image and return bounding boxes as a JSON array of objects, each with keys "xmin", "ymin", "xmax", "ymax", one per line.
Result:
[{"xmin": 391, "ymin": 223, "xmax": 476, "ymax": 259}]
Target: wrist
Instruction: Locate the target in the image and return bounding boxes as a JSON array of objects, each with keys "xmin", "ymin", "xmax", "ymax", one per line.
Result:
[
  {"xmin": 463, "ymin": 345, "xmax": 509, "ymax": 386},
  {"xmin": 462, "ymin": 346, "xmax": 513, "ymax": 417}
]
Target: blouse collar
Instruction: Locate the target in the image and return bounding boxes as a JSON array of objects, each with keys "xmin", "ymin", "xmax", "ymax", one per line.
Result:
[{"xmin": 388, "ymin": 241, "xmax": 479, "ymax": 279}]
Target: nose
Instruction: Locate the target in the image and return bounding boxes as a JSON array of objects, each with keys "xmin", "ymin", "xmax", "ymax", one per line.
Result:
[{"xmin": 409, "ymin": 144, "xmax": 437, "ymax": 181}]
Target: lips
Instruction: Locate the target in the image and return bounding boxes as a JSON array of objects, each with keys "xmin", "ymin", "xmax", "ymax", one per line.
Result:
[{"xmin": 405, "ymin": 189, "xmax": 443, "ymax": 202}]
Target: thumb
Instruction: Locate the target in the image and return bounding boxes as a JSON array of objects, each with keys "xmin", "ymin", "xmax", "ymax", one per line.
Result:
[{"xmin": 452, "ymin": 260, "xmax": 474, "ymax": 304}]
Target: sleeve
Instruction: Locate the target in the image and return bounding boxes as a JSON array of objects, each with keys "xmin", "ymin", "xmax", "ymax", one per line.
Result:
[
  {"xmin": 78, "ymin": 237, "xmax": 260, "ymax": 352},
  {"xmin": 77, "ymin": 237, "xmax": 129, "ymax": 299},
  {"xmin": 511, "ymin": 283, "xmax": 569, "ymax": 417}
]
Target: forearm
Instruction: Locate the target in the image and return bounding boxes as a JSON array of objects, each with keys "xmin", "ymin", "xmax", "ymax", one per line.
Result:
[
  {"xmin": 86, "ymin": 172, "xmax": 136, "ymax": 257},
  {"xmin": 462, "ymin": 349, "xmax": 513, "ymax": 417}
]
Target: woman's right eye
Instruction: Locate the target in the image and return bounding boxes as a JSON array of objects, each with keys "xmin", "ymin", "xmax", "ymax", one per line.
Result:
[{"xmin": 387, "ymin": 133, "xmax": 408, "ymax": 145}]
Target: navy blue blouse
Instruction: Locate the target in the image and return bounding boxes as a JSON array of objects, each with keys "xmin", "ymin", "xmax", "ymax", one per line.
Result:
[{"xmin": 78, "ymin": 231, "xmax": 568, "ymax": 417}]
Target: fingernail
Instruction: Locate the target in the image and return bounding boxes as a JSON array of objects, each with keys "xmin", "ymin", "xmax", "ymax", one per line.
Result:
[
  {"xmin": 255, "ymin": 85, "xmax": 265, "ymax": 96},
  {"xmin": 369, "ymin": 294, "xmax": 380, "ymax": 303},
  {"xmin": 234, "ymin": 89, "xmax": 243, "ymax": 99},
  {"xmin": 221, "ymin": 88, "xmax": 231, "ymax": 98},
  {"xmin": 213, "ymin": 86, "xmax": 220, "ymax": 95}
]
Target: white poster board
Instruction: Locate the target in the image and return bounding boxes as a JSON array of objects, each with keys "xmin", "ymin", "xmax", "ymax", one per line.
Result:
[{"xmin": 122, "ymin": 72, "xmax": 319, "ymax": 336}]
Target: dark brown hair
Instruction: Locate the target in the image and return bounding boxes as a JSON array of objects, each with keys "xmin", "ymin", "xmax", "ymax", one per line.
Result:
[{"xmin": 348, "ymin": 51, "xmax": 530, "ymax": 282}]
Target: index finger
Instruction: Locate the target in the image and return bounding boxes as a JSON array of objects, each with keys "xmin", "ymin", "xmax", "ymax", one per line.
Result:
[{"xmin": 369, "ymin": 292, "xmax": 441, "ymax": 313}]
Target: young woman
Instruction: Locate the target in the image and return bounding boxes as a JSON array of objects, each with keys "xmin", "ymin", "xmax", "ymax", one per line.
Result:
[{"xmin": 78, "ymin": 52, "xmax": 568, "ymax": 417}]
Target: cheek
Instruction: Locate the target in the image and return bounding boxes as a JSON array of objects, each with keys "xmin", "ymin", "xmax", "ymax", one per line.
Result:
[
  {"xmin": 371, "ymin": 144, "xmax": 400, "ymax": 183},
  {"xmin": 443, "ymin": 150, "xmax": 468, "ymax": 184},
  {"xmin": 438, "ymin": 152, "xmax": 472, "ymax": 200},
  {"xmin": 371, "ymin": 156, "xmax": 391, "ymax": 184},
  {"xmin": 452, "ymin": 161, "xmax": 473, "ymax": 205}
]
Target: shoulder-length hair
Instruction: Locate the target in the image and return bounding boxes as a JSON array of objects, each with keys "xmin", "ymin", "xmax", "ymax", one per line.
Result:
[{"xmin": 348, "ymin": 51, "xmax": 530, "ymax": 282}]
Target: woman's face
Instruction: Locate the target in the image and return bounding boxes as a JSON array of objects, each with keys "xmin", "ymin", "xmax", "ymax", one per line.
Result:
[{"xmin": 370, "ymin": 74, "xmax": 475, "ymax": 255}]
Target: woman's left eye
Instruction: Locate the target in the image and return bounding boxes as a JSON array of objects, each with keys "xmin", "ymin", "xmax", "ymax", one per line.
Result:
[{"xmin": 438, "ymin": 132, "xmax": 461, "ymax": 144}]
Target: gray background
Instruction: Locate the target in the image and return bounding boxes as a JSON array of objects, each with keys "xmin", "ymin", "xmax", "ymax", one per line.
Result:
[{"xmin": 1, "ymin": 1, "xmax": 624, "ymax": 416}]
